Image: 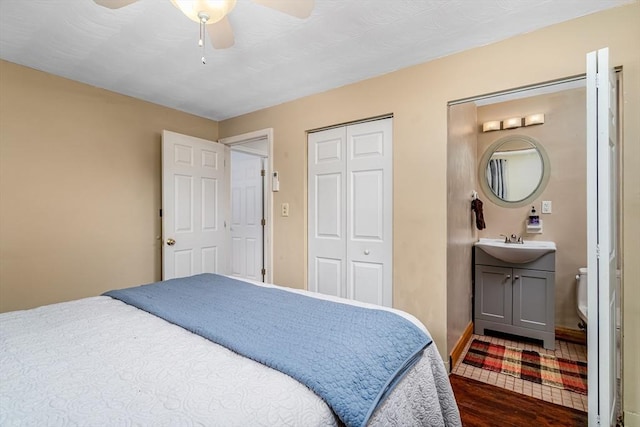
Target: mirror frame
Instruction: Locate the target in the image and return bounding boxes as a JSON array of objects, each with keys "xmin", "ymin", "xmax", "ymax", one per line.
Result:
[{"xmin": 478, "ymin": 134, "xmax": 551, "ymax": 208}]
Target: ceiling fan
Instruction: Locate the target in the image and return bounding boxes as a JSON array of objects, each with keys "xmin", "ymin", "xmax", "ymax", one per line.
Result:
[{"xmin": 94, "ymin": 0, "xmax": 314, "ymax": 62}]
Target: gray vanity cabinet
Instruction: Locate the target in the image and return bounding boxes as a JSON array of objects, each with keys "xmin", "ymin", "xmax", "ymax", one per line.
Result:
[{"xmin": 474, "ymin": 247, "xmax": 556, "ymax": 349}]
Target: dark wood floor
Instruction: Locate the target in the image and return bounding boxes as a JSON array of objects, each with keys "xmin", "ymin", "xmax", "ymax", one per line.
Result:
[{"xmin": 449, "ymin": 374, "xmax": 588, "ymax": 427}]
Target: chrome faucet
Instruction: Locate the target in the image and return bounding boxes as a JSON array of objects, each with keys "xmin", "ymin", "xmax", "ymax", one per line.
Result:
[{"xmin": 500, "ymin": 233, "xmax": 524, "ymax": 244}]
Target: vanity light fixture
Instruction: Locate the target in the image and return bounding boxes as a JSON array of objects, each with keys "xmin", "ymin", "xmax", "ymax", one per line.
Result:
[
  {"xmin": 482, "ymin": 121, "xmax": 501, "ymax": 132},
  {"xmin": 503, "ymin": 117, "xmax": 522, "ymax": 129},
  {"xmin": 482, "ymin": 113, "xmax": 544, "ymax": 133},
  {"xmin": 524, "ymin": 113, "xmax": 545, "ymax": 126}
]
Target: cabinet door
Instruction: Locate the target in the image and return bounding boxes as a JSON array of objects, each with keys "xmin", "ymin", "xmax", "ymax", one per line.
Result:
[
  {"xmin": 474, "ymin": 265, "xmax": 512, "ymax": 325},
  {"xmin": 512, "ymin": 268, "xmax": 555, "ymax": 332}
]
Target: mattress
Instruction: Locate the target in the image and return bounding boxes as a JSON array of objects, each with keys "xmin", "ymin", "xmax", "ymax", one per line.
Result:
[{"xmin": 0, "ymin": 277, "xmax": 461, "ymax": 426}]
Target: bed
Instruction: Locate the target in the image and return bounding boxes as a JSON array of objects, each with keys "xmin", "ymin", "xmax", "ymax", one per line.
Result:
[{"xmin": 0, "ymin": 274, "xmax": 461, "ymax": 426}]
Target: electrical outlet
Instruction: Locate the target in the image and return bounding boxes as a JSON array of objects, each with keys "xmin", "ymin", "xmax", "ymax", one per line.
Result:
[
  {"xmin": 281, "ymin": 203, "xmax": 289, "ymax": 217},
  {"xmin": 542, "ymin": 200, "xmax": 552, "ymax": 214}
]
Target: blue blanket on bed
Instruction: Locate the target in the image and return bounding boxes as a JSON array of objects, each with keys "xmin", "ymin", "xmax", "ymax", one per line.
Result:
[{"xmin": 104, "ymin": 274, "xmax": 431, "ymax": 427}]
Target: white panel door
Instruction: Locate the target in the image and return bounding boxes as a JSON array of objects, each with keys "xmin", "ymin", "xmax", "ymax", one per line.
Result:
[
  {"xmin": 586, "ymin": 47, "xmax": 618, "ymax": 427},
  {"xmin": 308, "ymin": 127, "xmax": 347, "ymax": 298},
  {"xmin": 230, "ymin": 150, "xmax": 264, "ymax": 281},
  {"xmin": 308, "ymin": 118, "xmax": 393, "ymax": 307},
  {"xmin": 346, "ymin": 120, "xmax": 393, "ymax": 306},
  {"xmin": 162, "ymin": 130, "xmax": 229, "ymax": 279}
]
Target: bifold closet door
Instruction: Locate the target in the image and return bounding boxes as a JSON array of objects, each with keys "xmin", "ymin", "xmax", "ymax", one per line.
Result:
[{"xmin": 308, "ymin": 118, "xmax": 392, "ymax": 307}]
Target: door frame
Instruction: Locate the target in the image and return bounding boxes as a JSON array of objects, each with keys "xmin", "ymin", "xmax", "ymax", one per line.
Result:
[
  {"xmin": 447, "ymin": 70, "xmax": 624, "ymax": 419},
  {"xmin": 220, "ymin": 129, "xmax": 274, "ymax": 283}
]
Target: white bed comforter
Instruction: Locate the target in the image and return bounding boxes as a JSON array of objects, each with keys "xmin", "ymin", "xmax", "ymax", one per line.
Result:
[{"xmin": 0, "ymin": 291, "xmax": 460, "ymax": 426}]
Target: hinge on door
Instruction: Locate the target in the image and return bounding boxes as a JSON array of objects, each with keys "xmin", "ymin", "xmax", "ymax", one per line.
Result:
[
  {"xmin": 261, "ymin": 268, "xmax": 266, "ymax": 276},
  {"xmin": 159, "ymin": 209, "xmax": 162, "ymax": 217},
  {"xmin": 596, "ymin": 244, "xmax": 601, "ymax": 259},
  {"xmin": 596, "ymin": 414, "xmax": 601, "ymax": 426},
  {"xmin": 261, "ymin": 218, "xmax": 266, "ymax": 226},
  {"xmin": 261, "ymin": 169, "xmax": 266, "ymax": 177}
]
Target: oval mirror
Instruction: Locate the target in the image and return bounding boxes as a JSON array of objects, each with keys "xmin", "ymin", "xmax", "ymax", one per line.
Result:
[{"xmin": 478, "ymin": 135, "xmax": 550, "ymax": 207}]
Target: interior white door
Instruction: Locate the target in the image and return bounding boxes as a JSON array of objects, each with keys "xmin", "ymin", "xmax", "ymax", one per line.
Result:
[
  {"xmin": 586, "ymin": 47, "xmax": 618, "ymax": 427},
  {"xmin": 162, "ymin": 130, "xmax": 229, "ymax": 280},
  {"xmin": 308, "ymin": 118, "xmax": 393, "ymax": 307},
  {"xmin": 230, "ymin": 150, "xmax": 264, "ymax": 281}
]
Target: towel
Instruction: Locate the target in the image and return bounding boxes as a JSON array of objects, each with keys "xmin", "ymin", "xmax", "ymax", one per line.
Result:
[{"xmin": 471, "ymin": 198, "xmax": 486, "ymax": 230}]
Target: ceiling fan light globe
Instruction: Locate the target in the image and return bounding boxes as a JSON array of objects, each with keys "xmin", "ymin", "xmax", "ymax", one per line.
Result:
[{"xmin": 170, "ymin": 0, "xmax": 236, "ymax": 24}]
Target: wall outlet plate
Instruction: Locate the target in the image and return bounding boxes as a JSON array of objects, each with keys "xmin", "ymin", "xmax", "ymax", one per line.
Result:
[{"xmin": 542, "ymin": 200, "xmax": 552, "ymax": 214}]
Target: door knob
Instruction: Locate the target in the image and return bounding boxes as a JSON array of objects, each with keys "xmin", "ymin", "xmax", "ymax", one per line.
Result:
[
  {"xmin": 166, "ymin": 238, "xmax": 176, "ymax": 246},
  {"xmin": 364, "ymin": 249, "xmax": 370, "ymax": 255}
]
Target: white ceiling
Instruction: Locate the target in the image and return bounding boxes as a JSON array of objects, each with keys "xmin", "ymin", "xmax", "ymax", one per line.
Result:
[{"xmin": 0, "ymin": 0, "xmax": 632, "ymax": 121}]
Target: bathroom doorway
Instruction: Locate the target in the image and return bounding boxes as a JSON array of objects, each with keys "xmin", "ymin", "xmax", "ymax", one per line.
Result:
[{"xmin": 446, "ymin": 72, "xmax": 623, "ymax": 417}]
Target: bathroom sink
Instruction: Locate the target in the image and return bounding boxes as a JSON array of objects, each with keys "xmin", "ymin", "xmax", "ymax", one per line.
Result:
[{"xmin": 475, "ymin": 238, "xmax": 556, "ymax": 264}]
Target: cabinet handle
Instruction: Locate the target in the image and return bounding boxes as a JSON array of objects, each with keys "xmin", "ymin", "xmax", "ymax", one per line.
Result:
[
  {"xmin": 505, "ymin": 274, "xmax": 511, "ymax": 279},
  {"xmin": 514, "ymin": 275, "xmax": 520, "ymax": 280}
]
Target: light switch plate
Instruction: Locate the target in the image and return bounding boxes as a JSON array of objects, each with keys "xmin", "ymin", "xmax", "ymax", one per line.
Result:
[{"xmin": 542, "ymin": 200, "xmax": 552, "ymax": 214}]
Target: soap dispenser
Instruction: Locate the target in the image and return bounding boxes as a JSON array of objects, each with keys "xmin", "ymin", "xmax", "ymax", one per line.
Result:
[
  {"xmin": 529, "ymin": 206, "xmax": 539, "ymax": 225},
  {"xmin": 526, "ymin": 205, "xmax": 543, "ymax": 233}
]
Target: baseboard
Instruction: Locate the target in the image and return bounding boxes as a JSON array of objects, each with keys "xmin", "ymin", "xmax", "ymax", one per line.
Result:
[
  {"xmin": 449, "ymin": 321, "xmax": 474, "ymax": 372},
  {"xmin": 555, "ymin": 326, "xmax": 587, "ymax": 345}
]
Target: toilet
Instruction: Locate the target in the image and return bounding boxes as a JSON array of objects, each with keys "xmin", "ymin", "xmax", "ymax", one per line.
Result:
[
  {"xmin": 576, "ymin": 267, "xmax": 588, "ymax": 327},
  {"xmin": 576, "ymin": 267, "xmax": 622, "ymax": 379},
  {"xmin": 576, "ymin": 267, "xmax": 622, "ymax": 328}
]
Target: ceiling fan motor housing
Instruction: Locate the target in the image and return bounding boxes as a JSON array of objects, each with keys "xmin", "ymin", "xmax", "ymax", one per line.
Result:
[{"xmin": 170, "ymin": 0, "xmax": 237, "ymax": 24}]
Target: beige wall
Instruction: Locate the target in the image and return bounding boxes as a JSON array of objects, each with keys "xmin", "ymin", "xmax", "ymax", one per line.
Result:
[
  {"xmin": 218, "ymin": 4, "xmax": 639, "ymax": 422},
  {"xmin": 477, "ymin": 88, "xmax": 587, "ymax": 330},
  {"xmin": 0, "ymin": 60, "xmax": 218, "ymax": 312},
  {"xmin": 446, "ymin": 102, "xmax": 477, "ymax": 355}
]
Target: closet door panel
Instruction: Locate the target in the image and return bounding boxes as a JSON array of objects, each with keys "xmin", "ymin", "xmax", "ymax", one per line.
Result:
[
  {"xmin": 351, "ymin": 261, "xmax": 384, "ymax": 305},
  {"xmin": 316, "ymin": 257, "xmax": 343, "ymax": 298},
  {"xmin": 308, "ymin": 127, "xmax": 347, "ymax": 297},
  {"xmin": 346, "ymin": 119, "xmax": 393, "ymax": 307},
  {"xmin": 351, "ymin": 170, "xmax": 384, "ymax": 240}
]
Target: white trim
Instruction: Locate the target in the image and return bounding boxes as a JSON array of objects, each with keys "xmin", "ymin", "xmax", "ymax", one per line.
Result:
[
  {"xmin": 448, "ymin": 75, "xmax": 586, "ymax": 106},
  {"xmin": 230, "ymin": 144, "xmax": 268, "ymax": 157},
  {"xmin": 220, "ymin": 129, "xmax": 274, "ymax": 284}
]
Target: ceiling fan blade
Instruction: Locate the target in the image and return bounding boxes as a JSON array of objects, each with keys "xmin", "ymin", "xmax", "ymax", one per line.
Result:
[
  {"xmin": 252, "ymin": 0, "xmax": 314, "ymax": 19},
  {"xmin": 207, "ymin": 16, "xmax": 235, "ymax": 50},
  {"xmin": 93, "ymin": 0, "xmax": 140, "ymax": 9}
]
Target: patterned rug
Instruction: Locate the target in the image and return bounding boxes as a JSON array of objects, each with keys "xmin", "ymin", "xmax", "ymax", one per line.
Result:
[{"xmin": 462, "ymin": 339, "xmax": 588, "ymax": 394}]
